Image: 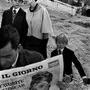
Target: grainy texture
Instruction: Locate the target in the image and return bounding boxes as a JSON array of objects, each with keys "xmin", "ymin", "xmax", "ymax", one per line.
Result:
[{"xmin": 0, "ymin": 0, "xmax": 90, "ymax": 80}]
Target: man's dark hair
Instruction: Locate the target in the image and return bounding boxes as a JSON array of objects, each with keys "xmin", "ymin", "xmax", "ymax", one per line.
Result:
[
  {"xmin": 0, "ymin": 25, "xmax": 20, "ymax": 49},
  {"xmin": 35, "ymin": 0, "xmax": 37, "ymax": 2},
  {"xmin": 30, "ymin": 71, "xmax": 53, "ymax": 89}
]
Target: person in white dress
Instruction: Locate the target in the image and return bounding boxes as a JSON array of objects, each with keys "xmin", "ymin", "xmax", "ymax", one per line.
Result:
[{"xmin": 25, "ymin": 0, "xmax": 55, "ymax": 59}]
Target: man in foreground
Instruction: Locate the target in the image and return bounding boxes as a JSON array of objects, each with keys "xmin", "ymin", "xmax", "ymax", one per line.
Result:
[
  {"xmin": 51, "ymin": 33, "xmax": 90, "ymax": 85},
  {"xmin": 0, "ymin": 25, "xmax": 44, "ymax": 70}
]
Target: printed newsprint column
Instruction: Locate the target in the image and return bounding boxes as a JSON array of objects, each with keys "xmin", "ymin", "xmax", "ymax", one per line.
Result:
[{"xmin": 0, "ymin": 55, "xmax": 63, "ymax": 90}]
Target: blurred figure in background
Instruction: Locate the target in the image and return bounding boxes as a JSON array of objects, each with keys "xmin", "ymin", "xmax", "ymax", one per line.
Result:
[
  {"xmin": 25, "ymin": 0, "xmax": 55, "ymax": 59},
  {"xmin": 1, "ymin": 0, "xmax": 28, "ymax": 48}
]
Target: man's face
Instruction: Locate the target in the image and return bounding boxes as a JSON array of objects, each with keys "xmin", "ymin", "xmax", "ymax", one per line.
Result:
[
  {"xmin": 32, "ymin": 81, "xmax": 50, "ymax": 90},
  {"xmin": 12, "ymin": 0, "xmax": 20, "ymax": 9},
  {"xmin": 0, "ymin": 42, "xmax": 18, "ymax": 69},
  {"xmin": 29, "ymin": 0, "xmax": 36, "ymax": 8}
]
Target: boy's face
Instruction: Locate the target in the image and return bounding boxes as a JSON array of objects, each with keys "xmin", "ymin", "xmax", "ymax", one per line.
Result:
[{"xmin": 56, "ymin": 42, "xmax": 66, "ymax": 50}]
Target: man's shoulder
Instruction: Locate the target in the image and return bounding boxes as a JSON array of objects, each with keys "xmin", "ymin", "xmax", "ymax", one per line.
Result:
[
  {"xmin": 39, "ymin": 5, "xmax": 47, "ymax": 10},
  {"xmin": 39, "ymin": 4, "xmax": 48, "ymax": 13},
  {"xmin": 64, "ymin": 47, "xmax": 74, "ymax": 54},
  {"xmin": 19, "ymin": 8, "xmax": 26, "ymax": 14},
  {"xmin": 23, "ymin": 49, "xmax": 43, "ymax": 57},
  {"xmin": 19, "ymin": 49, "xmax": 44, "ymax": 64},
  {"xmin": 3, "ymin": 8, "xmax": 11, "ymax": 14}
]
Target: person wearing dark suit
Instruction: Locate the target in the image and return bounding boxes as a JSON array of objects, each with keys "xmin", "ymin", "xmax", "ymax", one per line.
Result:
[
  {"xmin": 0, "ymin": 25, "xmax": 44, "ymax": 71},
  {"xmin": 1, "ymin": 0, "xmax": 28, "ymax": 48},
  {"xmin": 51, "ymin": 33, "xmax": 90, "ymax": 85}
]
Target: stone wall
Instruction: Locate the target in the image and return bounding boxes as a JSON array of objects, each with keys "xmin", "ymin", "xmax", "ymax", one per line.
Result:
[{"xmin": 38, "ymin": 0, "xmax": 78, "ymax": 15}]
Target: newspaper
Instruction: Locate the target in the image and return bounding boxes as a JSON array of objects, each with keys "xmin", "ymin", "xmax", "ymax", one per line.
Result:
[{"xmin": 0, "ymin": 55, "xmax": 63, "ymax": 90}]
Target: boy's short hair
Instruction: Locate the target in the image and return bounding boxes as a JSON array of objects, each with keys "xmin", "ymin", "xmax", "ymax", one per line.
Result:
[
  {"xmin": 55, "ymin": 33, "xmax": 68, "ymax": 45},
  {"xmin": 0, "ymin": 25, "xmax": 20, "ymax": 49}
]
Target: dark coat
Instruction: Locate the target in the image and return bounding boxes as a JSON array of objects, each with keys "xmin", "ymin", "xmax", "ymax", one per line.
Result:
[
  {"xmin": 1, "ymin": 7, "xmax": 28, "ymax": 47},
  {"xmin": 16, "ymin": 49, "xmax": 44, "ymax": 67},
  {"xmin": 51, "ymin": 47, "xmax": 86, "ymax": 77},
  {"xmin": 0, "ymin": 49, "xmax": 44, "ymax": 70}
]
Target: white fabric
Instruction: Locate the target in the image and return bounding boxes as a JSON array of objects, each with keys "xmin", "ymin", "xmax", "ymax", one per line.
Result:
[
  {"xmin": 25, "ymin": 5, "xmax": 54, "ymax": 39},
  {"xmin": 59, "ymin": 55, "xmax": 64, "ymax": 81}
]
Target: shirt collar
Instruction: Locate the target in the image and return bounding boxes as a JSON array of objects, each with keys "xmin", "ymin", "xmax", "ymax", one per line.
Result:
[
  {"xmin": 57, "ymin": 48, "xmax": 64, "ymax": 52},
  {"xmin": 13, "ymin": 7, "xmax": 20, "ymax": 13},
  {"xmin": 12, "ymin": 52, "xmax": 19, "ymax": 68},
  {"xmin": 57, "ymin": 48, "xmax": 64, "ymax": 54},
  {"xmin": 61, "ymin": 49, "xmax": 64, "ymax": 52}
]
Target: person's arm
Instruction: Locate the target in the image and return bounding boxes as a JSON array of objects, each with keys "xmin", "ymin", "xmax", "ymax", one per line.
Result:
[
  {"xmin": 22, "ymin": 12, "xmax": 28, "ymax": 36},
  {"xmin": 21, "ymin": 11, "xmax": 28, "ymax": 46},
  {"xmin": 41, "ymin": 6, "xmax": 55, "ymax": 37},
  {"xmin": 72, "ymin": 51, "xmax": 86, "ymax": 77},
  {"xmin": 1, "ymin": 11, "xmax": 6, "ymax": 27},
  {"xmin": 72, "ymin": 52, "xmax": 90, "ymax": 84},
  {"xmin": 25, "ymin": 50, "xmax": 44, "ymax": 64}
]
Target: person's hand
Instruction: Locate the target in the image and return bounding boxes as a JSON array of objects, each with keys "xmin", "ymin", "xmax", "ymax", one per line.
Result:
[
  {"xmin": 56, "ymin": 81, "xmax": 67, "ymax": 90},
  {"xmin": 63, "ymin": 74, "xmax": 73, "ymax": 83},
  {"xmin": 83, "ymin": 78, "xmax": 90, "ymax": 85}
]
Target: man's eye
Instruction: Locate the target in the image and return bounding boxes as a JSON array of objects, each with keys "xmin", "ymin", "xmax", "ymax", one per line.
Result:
[
  {"xmin": 39, "ymin": 84, "xmax": 44, "ymax": 88},
  {"xmin": 5, "ymin": 55, "xmax": 12, "ymax": 58}
]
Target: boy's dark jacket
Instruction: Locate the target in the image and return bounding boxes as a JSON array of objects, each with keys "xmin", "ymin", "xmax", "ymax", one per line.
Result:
[{"xmin": 51, "ymin": 47, "xmax": 86, "ymax": 77}]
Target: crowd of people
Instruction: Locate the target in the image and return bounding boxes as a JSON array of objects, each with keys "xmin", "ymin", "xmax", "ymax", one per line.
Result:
[{"xmin": 0, "ymin": 0, "xmax": 90, "ymax": 89}]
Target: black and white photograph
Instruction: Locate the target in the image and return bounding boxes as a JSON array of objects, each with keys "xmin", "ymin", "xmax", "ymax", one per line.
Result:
[{"xmin": 0, "ymin": 0, "xmax": 90, "ymax": 90}]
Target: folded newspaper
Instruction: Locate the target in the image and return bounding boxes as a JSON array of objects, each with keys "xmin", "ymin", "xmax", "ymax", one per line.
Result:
[{"xmin": 0, "ymin": 55, "xmax": 63, "ymax": 90}]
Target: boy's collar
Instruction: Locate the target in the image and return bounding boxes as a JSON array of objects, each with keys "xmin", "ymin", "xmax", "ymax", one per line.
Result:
[{"xmin": 57, "ymin": 48, "xmax": 64, "ymax": 51}]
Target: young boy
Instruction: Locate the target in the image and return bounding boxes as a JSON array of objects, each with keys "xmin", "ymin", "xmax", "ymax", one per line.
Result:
[{"xmin": 51, "ymin": 33, "xmax": 90, "ymax": 85}]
